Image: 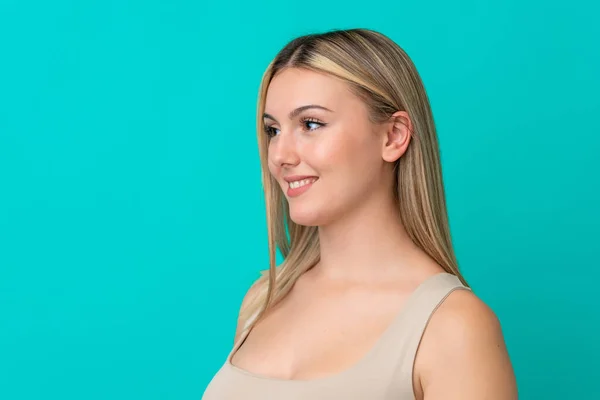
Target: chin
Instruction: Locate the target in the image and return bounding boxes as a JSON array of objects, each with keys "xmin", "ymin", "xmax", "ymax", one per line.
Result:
[
  {"xmin": 288, "ymin": 202, "xmax": 344, "ymax": 227},
  {"xmin": 288, "ymin": 205, "xmax": 324, "ymax": 227}
]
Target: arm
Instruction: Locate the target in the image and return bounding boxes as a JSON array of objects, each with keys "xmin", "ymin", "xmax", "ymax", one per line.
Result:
[{"xmin": 415, "ymin": 290, "xmax": 518, "ymax": 400}]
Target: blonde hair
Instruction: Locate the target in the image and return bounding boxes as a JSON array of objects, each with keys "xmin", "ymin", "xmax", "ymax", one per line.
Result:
[{"xmin": 240, "ymin": 28, "xmax": 468, "ymax": 333}]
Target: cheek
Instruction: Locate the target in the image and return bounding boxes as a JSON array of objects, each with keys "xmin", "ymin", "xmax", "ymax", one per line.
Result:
[
  {"xmin": 266, "ymin": 159, "xmax": 283, "ymax": 190},
  {"xmin": 312, "ymin": 130, "xmax": 354, "ymax": 166},
  {"xmin": 313, "ymin": 125, "xmax": 378, "ymax": 174},
  {"xmin": 267, "ymin": 157, "xmax": 276, "ymax": 176},
  {"xmin": 266, "ymin": 145, "xmax": 280, "ymax": 176}
]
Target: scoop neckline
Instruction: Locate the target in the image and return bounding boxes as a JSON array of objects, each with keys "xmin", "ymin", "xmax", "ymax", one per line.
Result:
[{"xmin": 225, "ymin": 272, "xmax": 455, "ymax": 384}]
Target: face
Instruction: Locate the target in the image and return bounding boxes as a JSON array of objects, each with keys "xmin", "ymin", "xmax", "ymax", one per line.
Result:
[{"xmin": 263, "ymin": 68, "xmax": 392, "ymax": 227}]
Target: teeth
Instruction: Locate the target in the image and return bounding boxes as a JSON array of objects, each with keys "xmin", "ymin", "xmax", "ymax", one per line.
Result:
[{"xmin": 290, "ymin": 178, "xmax": 316, "ymax": 189}]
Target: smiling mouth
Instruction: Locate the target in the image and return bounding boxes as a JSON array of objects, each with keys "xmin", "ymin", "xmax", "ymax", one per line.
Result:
[
  {"xmin": 285, "ymin": 177, "xmax": 318, "ymax": 198},
  {"xmin": 288, "ymin": 177, "xmax": 318, "ymax": 189}
]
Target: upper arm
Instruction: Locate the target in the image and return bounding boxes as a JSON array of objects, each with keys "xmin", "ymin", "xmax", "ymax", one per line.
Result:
[
  {"xmin": 415, "ymin": 289, "xmax": 518, "ymax": 400},
  {"xmin": 233, "ymin": 277, "xmax": 264, "ymax": 343}
]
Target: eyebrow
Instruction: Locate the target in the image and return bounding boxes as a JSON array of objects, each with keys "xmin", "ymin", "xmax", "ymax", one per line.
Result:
[{"xmin": 263, "ymin": 104, "xmax": 334, "ymax": 123}]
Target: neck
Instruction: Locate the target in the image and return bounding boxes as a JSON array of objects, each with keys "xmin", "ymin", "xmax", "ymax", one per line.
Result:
[{"xmin": 314, "ymin": 189, "xmax": 423, "ymax": 284}]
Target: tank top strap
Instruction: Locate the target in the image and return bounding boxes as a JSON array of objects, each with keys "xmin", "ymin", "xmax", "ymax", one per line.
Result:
[
  {"xmin": 227, "ymin": 308, "xmax": 260, "ymax": 364},
  {"xmin": 383, "ymin": 272, "xmax": 471, "ymax": 397}
]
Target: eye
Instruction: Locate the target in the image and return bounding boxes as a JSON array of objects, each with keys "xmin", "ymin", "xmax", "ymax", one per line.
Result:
[
  {"xmin": 263, "ymin": 125, "xmax": 280, "ymax": 138},
  {"xmin": 300, "ymin": 117, "xmax": 326, "ymax": 131}
]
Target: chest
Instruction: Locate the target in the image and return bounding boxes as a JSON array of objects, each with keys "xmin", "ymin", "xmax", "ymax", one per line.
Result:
[
  {"xmin": 202, "ymin": 363, "xmax": 411, "ymax": 400},
  {"xmin": 230, "ymin": 289, "xmax": 405, "ymax": 381}
]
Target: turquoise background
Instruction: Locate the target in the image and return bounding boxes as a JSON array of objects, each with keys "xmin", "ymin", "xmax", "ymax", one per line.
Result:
[{"xmin": 1, "ymin": 0, "xmax": 598, "ymax": 398}]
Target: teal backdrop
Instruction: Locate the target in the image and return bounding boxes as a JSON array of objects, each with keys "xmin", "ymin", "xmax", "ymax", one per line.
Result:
[{"xmin": 1, "ymin": 1, "xmax": 598, "ymax": 398}]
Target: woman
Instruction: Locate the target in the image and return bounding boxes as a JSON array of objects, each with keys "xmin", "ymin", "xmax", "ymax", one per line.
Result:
[{"xmin": 203, "ymin": 28, "xmax": 517, "ymax": 399}]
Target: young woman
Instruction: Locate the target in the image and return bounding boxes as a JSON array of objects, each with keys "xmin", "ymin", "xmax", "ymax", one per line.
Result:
[{"xmin": 202, "ymin": 28, "xmax": 518, "ymax": 399}]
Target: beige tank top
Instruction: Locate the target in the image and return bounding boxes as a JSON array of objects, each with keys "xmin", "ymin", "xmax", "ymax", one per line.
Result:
[{"xmin": 202, "ymin": 272, "xmax": 469, "ymax": 400}]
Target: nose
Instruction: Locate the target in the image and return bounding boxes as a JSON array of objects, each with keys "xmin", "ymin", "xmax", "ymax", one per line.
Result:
[{"xmin": 269, "ymin": 129, "xmax": 300, "ymax": 168}]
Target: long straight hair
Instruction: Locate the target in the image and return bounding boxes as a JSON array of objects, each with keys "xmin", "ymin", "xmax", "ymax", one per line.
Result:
[{"xmin": 240, "ymin": 28, "xmax": 467, "ymax": 332}]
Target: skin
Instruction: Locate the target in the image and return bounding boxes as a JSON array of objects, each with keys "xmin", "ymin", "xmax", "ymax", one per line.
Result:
[{"xmin": 231, "ymin": 67, "xmax": 518, "ymax": 399}]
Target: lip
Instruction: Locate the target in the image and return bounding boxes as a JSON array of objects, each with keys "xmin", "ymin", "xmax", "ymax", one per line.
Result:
[
  {"xmin": 283, "ymin": 175, "xmax": 318, "ymax": 183},
  {"xmin": 285, "ymin": 176, "xmax": 318, "ymax": 198}
]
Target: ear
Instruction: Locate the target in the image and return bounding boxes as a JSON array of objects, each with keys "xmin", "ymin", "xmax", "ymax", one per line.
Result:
[{"xmin": 381, "ymin": 110, "xmax": 412, "ymax": 163}]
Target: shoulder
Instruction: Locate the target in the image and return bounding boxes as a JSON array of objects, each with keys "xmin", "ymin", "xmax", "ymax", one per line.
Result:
[
  {"xmin": 414, "ymin": 288, "xmax": 518, "ymax": 399},
  {"xmin": 234, "ymin": 276, "xmax": 267, "ymax": 342},
  {"xmin": 427, "ymin": 288, "xmax": 501, "ymax": 343}
]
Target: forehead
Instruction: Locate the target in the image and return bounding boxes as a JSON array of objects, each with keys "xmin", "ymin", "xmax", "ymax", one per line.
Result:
[{"xmin": 265, "ymin": 68, "xmax": 352, "ymax": 112}]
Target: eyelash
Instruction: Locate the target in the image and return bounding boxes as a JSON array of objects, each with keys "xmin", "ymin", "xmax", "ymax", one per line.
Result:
[{"xmin": 263, "ymin": 117, "xmax": 327, "ymax": 138}]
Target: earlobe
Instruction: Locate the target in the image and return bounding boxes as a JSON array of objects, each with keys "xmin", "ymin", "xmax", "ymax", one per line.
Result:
[{"xmin": 382, "ymin": 111, "xmax": 412, "ymax": 163}]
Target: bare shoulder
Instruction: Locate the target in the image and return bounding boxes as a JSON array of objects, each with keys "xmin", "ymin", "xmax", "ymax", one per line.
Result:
[
  {"xmin": 415, "ymin": 288, "xmax": 518, "ymax": 399},
  {"xmin": 234, "ymin": 276, "xmax": 266, "ymax": 343}
]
